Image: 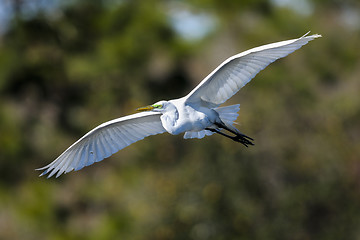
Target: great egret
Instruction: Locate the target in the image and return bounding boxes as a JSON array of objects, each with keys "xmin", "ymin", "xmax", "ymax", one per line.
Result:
[{"xmin": 38, "ymin": 32, "xmax": 321, "ymax": 178}]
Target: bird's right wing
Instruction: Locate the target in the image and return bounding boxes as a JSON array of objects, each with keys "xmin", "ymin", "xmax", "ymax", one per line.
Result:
[
  {"xmin": 185, "ymin": 32, "xmax": 321, "ymax": 107},
  {"xmin": 37, "ymin": 112, "xmax": 166, "ymax": 178}
]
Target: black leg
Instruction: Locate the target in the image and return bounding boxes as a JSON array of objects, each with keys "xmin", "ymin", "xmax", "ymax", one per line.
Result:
[
  {"xmin": 214, "ymin": 122, "xmax": 254, "ymax": 141},
  {"xmin": 205, "ymin": 127, "xmax": 254, "ymax": 147}
]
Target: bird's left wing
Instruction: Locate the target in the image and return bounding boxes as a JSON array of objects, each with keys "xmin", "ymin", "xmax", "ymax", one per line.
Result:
[
  {"xmin": 37, "ymin": 111, "xmax": 165, "ymax": 178},
  {"xmin": 185, "ymin": 32, "xmax": 321, "ymax": 107}
]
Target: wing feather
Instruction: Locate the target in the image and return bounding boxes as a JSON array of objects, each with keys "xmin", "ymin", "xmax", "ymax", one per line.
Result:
[
  {"xmin": 37, "ymin": 111, "xmax": 166, "ymax": 178},
  {"xmin": 185, "ymin": 32, "xmax": 321, "ymax": 107}
]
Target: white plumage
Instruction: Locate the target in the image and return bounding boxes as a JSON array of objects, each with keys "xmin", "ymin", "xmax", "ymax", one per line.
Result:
[{"xmin": 37, "ymin": 32, "xmax": 321, "ymax": 178}]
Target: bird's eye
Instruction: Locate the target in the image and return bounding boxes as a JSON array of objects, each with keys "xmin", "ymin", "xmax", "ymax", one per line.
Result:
[{"xmin": 152, "ymin": 104, "xmax": 163, "ymax": 109}]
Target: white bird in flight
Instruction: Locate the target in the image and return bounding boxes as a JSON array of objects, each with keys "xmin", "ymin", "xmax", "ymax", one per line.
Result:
[{"xmin": 38, "ymin": 32, "xmax": 321, "ymax": 178}]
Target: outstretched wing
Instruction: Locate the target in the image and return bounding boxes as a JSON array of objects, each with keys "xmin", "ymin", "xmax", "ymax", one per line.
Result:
[
  {"xmin": 185, "ymin": 32, "xmax": 321, "ymax": 107},
  {"xmin": 37, "ymin": 112, "xmax": 166, "ymax": 178}
]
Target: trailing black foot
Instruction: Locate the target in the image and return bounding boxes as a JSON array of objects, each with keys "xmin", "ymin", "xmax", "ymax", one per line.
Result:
[
  {"xmin": 230, "ymin": 133, "xmax": 254, "ymax": 147},
  {"xmin": 205, "ymin": 127, "xmax": 254, "ymax": 147}
]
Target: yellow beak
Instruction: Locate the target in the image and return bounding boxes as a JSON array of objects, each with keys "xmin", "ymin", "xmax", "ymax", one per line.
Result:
[{"xmin": 136, "ymin": 105, "xmax": 154, "ymax": 112}]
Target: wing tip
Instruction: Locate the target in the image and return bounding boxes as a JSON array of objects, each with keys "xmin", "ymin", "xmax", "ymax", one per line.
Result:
[
  {"xmin": 36, "ymin": 166, "xmax": 60, "ymax": 178},
  {"xmin": 301, "ymin": 31, "xmax": 322, "ymax": 39},
  {"xmin": 36, "ymin": 166, "xmax": 48, "ymax": 177},
  {"xmin": 38, "ymin": 170, "xmax": 46, "ymax": 178}
]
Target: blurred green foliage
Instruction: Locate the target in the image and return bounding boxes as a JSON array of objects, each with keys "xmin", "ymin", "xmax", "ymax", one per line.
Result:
[{"xmin": 0, "ymin": 0, "xmax": 360, "ymax": 239}]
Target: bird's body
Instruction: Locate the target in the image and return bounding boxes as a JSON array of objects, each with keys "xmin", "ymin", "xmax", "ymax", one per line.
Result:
[
  {"xmin": 161, "ymin": 98, "xmax": 218, "ymax": 135},
  {"xmin": 38, "ymin": 32, "xmax": 321, "ymax": 178}
]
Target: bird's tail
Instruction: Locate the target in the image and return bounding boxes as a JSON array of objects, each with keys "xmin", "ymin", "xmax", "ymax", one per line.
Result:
[
  {"xmin": 215, "ymin": 104, "xmax": 240, "ymax": 133},
  {"xmin": 213, "ymin": 104, "xmax": 254, "ymax": 147},
  {"xmin": 183, "ymin": 104, "xmax": 241, "ymax": 139}
]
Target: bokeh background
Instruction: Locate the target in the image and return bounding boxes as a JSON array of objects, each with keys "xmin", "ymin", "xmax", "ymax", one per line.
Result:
[{"xmin": 1, "ymin": 0, "xmax": 360, "ymax": 239}]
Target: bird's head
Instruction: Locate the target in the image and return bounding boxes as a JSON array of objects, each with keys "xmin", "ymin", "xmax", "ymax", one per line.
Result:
[{"xmin": 136, "ymin": 100, "xmax": 171, "ymax": 113}]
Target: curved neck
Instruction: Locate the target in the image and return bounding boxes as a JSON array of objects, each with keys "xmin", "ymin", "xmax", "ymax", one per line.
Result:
[{"xmin": 160, "ymin": 107, "xmax": 179, "ymax": 135}]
